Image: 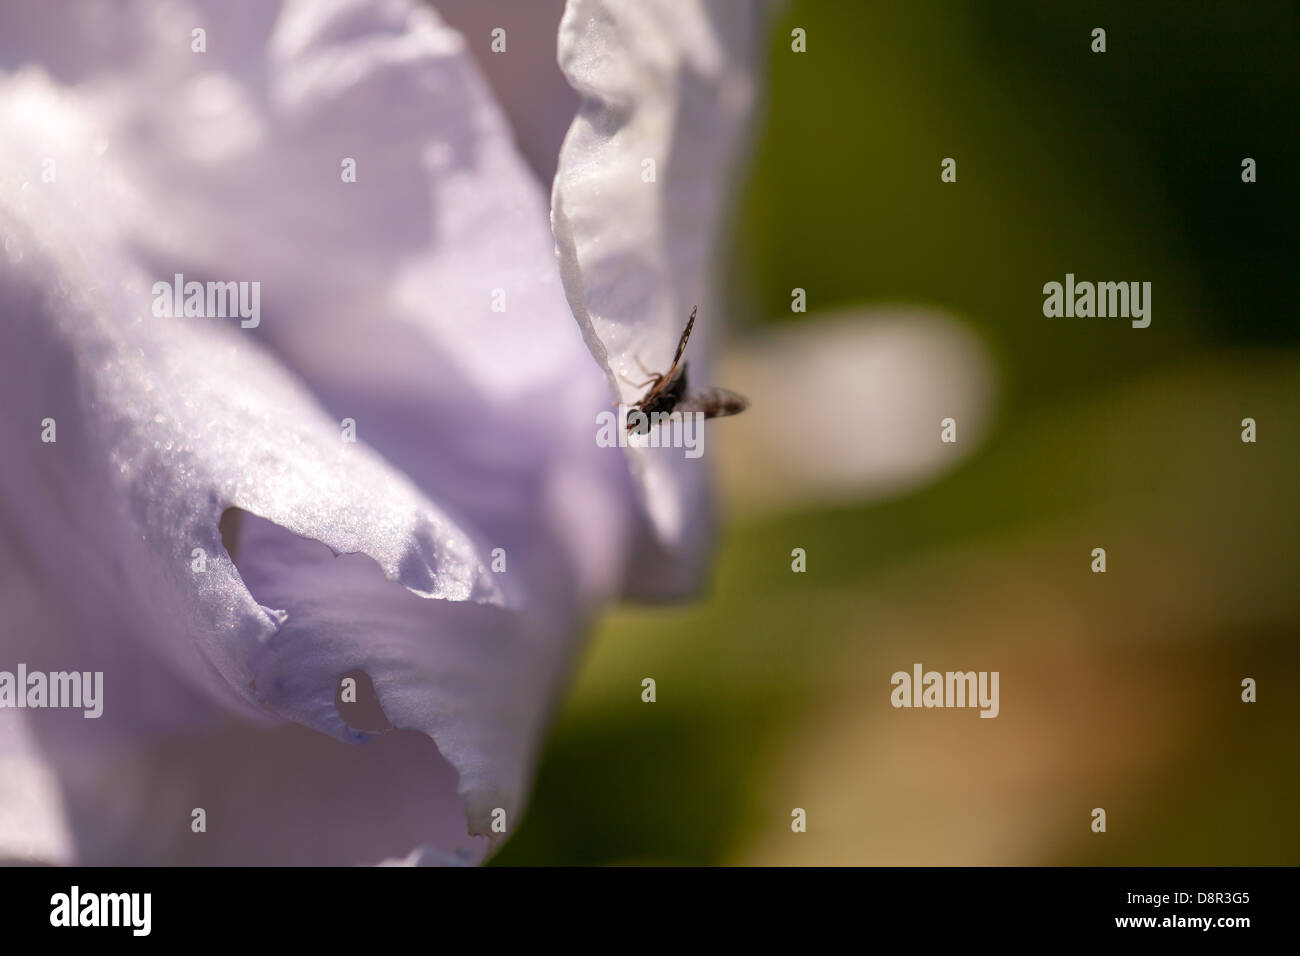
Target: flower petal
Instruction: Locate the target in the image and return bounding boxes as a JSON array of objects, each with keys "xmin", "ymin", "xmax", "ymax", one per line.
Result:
[
  {"xmin": 0, "ymin": 70, "xmax": 540, "ymax": 860},
  {"xmin": 33, "ymin": 0, "xmax": 638, "ymax": 607},
  {"xmin": 0, "ymin": 0, "xmax": 651, "ymax": 862},
  {"xmin": 551, "ymin": 0, "xmax": 764, "ymax": 594},
  {"xmin": 432, "ymin": 0, "xmax": 578, "ymax": 185}
]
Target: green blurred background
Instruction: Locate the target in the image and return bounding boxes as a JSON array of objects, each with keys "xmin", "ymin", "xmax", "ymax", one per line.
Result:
[{"xmin": 493, "ymin": 0, "xmax": 1300, "ymax": 864}]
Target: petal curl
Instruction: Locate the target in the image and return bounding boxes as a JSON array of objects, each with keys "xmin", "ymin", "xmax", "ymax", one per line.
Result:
[{"xmin": 551, "ymin": 0, "xmax": 764, "ymax": 595}]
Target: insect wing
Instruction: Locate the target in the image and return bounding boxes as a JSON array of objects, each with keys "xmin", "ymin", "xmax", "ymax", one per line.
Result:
[
  {"xmin": 676, "ymin": 386, "xmax": 749, "ymax": 420},
  {"xmin": 661, "ymin": 306, "xmax": 697, "ymax": 385}
]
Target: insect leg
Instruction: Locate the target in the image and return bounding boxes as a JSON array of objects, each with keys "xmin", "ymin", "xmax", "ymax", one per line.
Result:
[{"xmin": 620, "ymin": 372, "xmax": 661, "ymax": 389}]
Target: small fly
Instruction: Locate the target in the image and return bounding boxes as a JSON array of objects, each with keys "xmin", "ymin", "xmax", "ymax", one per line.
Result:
[{"xmin": 622, "ymin": 306, "xmax": 749, "ymax": 433}]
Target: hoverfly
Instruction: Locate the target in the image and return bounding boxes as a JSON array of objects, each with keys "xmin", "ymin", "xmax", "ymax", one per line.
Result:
[{"xmin": 622, "ymin": 306, "xmax": 749, "ymax": 433}]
